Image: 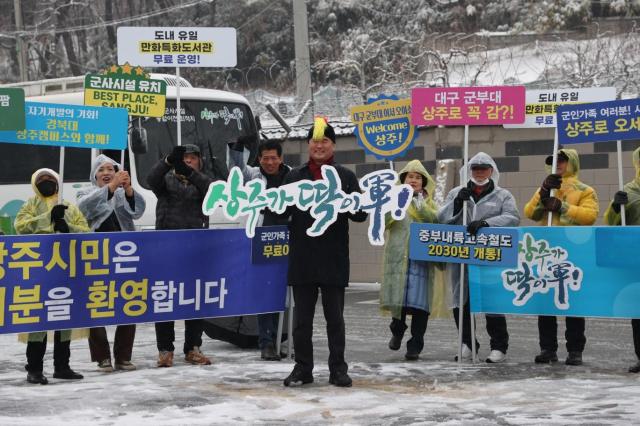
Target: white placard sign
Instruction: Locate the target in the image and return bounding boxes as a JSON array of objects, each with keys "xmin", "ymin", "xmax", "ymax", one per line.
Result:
[
  {"xmin": 117, "ymin": 27, "xmax": 237, "ymax": 67},
  {"xmin": 503, "ymin": 87, "xmax": 616, "ymax": 128}
]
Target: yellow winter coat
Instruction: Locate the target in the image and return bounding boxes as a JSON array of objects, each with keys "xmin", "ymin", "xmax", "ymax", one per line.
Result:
[
  {"xmin": 380, "ymin": 160, "xmax": 450, "ymax": 319},
  {"xmin": 604, "ymin": 147, "xmax": 640, "ymax": 226},
  {"xmin": 524, "ymin": 148, "xmax": 599, "ymax": 226},
  {"xmin": 14, "ymin": 168, "xmax": 90, "ymax": 343}
]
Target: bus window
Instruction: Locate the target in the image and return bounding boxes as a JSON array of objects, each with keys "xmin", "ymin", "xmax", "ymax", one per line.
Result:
[
  {"xmin": 134, "ymin": 100, "xmax": 258, "ymax": 190},
  {"xmin": 64, "ymin": 147, "xmax": 92, "ymax": 182}
]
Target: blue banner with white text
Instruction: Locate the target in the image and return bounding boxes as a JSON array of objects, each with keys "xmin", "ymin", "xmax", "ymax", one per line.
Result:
[
  {"xmin": 469, "ymin": 226, "xmax": 640, "ymax": 318},
  {"xmin": 0, "ymin": 228, "xmax": 287, "ymax": 334}
]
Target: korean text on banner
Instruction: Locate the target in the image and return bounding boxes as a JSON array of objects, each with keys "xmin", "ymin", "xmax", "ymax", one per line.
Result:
[
  {"xmin": 0, "ymin": 102, "xmax": 128, "ymax": 150},
  {"xmin": 410, "ymin": 86, "xmax": 526, "ymax": 126},
  {"xmin": 117, "ymin": 27, "xmax": 237, "ymax": 67},
  {"xmin": 251, "ymin": 226, "xmax": 289, "ymax": 264},
  {"xmin": 468, "ymin": 226, "xmax": 640, "ymax": 319},
  {"xmin": 504, "ymin": 87, "xmax": 616, "ymax": 129},
  {"xmin": 557, "ymin": 98, "xmax": 640, "ymax": 145},
  {"xmin": 409, "ymin": 223, "xmax": 518, "ymax": 267},
  {"xmin": 0, "ymin": 88, "xmax": 26, "ymax": 131},
  {"xmin": 350, "ymin": 95, "xmax": 417, "ymax": 160},
  {"xmin": 0, "ymin": 228, "xmax": 287, "ymax": 335},
  {"xmin": 84, "ymin": 65, "xmax": 167, "ymax": 118}
]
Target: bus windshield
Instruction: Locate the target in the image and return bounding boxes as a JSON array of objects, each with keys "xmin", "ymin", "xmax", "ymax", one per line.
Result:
[{"xmin": 135, "ymin": 99, "xmax": 258, "ymax": 189}]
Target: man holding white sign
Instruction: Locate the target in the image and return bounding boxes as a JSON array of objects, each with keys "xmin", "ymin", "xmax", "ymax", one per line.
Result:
[{"xmin": 282, "ymin": 118, "xmax": 367, "ymax": 388}]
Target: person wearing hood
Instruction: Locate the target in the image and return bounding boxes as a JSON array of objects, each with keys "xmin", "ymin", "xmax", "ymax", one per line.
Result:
[
  {"xmin": 147, "ymin": 144, "xmax": 213, "ymax": 368},
  {"xmin": 282, "ymin": 117, "xmax": 367, "ymax": 388},
  {"xmin": 77, "ymin": 154, "xmax": 146, "ymax": 373},
  {"xmin": 380, "ymin": 160, "xmax": 444, "ymax": 361},
  {"xmin": 603, "ymin": 147, "xmax": 640, "ymax": 373},
  {"xmin": 524, "ymin": 148, "xmax": 599, "ymax": 366},
  {"xmin": 437, "ymin": 152, "xmax": 520, "ymax": 363},
  {"xmin": 228, "ymin": 138, "xmax": 291, "ymax": 361},
  {"xmin": 14, "ymin": 168, "xmax": 90, "ymax": 384}
]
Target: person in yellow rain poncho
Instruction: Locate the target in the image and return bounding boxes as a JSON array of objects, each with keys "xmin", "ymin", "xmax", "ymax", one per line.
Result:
[
  {"xmin": 604, "ymin": 147, "xmax": 640, "ymax": 374},
  {"xmin": 14, "ymin": 168, "xmax": 90, "ymax": 385},
  {"xmin": 380, "ymin": 160, "xmax": 448, "ymax": 361},
  {"xmin": 524, "ymin": 148, "xmax": 599, "ymax": 367}
]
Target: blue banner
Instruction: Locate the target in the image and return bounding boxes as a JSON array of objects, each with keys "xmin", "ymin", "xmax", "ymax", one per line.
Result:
[
  {"xmin": 251, "ymin": 226, "xmax": 289, "ymax": 264},
  {"xmin": 556, "ymin": 98, "xmax": 640, "ymax": 145},
  {"xmin": 468, "ymin": 226, "xmax": 640, "ymax": 318},
  {"xmin": 0, "ymin": 101, "xmax": 128, "ymax": 150},
  {"xmin": 409, "ymin": 223, "xmax": 518, "ymax": 267},
  {"xmin": 0, "ymin": 229, "xmax": 287, "ymax": 334}
]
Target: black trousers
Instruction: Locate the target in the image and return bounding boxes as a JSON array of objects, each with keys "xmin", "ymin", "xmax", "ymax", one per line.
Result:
[
  {"xmin": 453, "ymin": 302, "xmax": 509, "ymax": 353},
  {"xmin": 632, "ymin": 319, "xmax": 640, "ymax": 360},
  {"xmin": 292, "ymin": 285, "xmax": 347, "ymax": 375},
  {"xmin": 390, "ymin": 308, "xmax": 429, "ymax": 353},
  {"xmin": 155, "ymin": 319, "xmax": 204, "ymax": 355},
  {"xmin": 538, "ymin": 315, "xmax": 586, "ymax": 353},
  {"xmin": 25, "ymin": 331, "xmax": 70, "ymax": 373}
]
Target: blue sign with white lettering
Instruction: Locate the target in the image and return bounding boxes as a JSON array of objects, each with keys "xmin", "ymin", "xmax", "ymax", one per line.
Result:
[
  {"xmin": 0, "ymin": 228, "xmax": 287, "ymax": 334},
  {"xmin": 409, "ymin": 223, "xmax": 518, "ymax": 267},
  {"xmin": 251, "ymin": 225, "xmax": 289, "ymax": 264},
  {"xmin": 556, "ymin": 98, "xmax": 640, "ymax": 145},
  {"xmin": 0, "ymin": 101, "xmax": 128, "ymax": 150},
  {"xmin": 469, "ymin": 226, "xmax": 640, "ymax": 318}
]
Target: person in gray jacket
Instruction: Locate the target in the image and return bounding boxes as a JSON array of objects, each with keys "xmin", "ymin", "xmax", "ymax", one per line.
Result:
[
  {"xmin": 228, "ymin": 138, "xmax": 291, "ymax": 361},
  {"xmin": 437, "ymin": 152, "xmax": 520, "ymax": 363},
  {"xmin": 77, "ymin": 154, "xmax": 146, "ymax": 372}
]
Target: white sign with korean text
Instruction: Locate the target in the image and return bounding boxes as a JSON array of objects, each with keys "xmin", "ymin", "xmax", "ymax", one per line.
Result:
[
  {"xmin": 117, "ymin": 27, "xmax": 237, "ymax": 67},
  {"xmin": 503, "ymin": 87, "xmax": 616, "ymax": 129}
]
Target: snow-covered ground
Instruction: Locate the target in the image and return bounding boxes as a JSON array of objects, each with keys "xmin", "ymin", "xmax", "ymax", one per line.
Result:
[{"xmin": 1, "ymin": 284, "xmax": 639, "ymax": 425}]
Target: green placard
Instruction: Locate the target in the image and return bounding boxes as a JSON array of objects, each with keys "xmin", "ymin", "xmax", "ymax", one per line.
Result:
[{"xmin": 0, "ymin": 88, "xmax": 26, "ymax": 130}]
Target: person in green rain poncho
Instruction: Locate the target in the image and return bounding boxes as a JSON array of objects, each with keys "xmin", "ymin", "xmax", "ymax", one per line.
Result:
[
  {"xmin": 380, "ymin": 160, "xmax": 448, "ymax": 361},
  {"xmin": 14, "ymin": 168, "xmax": 90, "ymax": 385},
  {"xmin": 603, "ymin": 147, "xmax": 640, "ymax": 374}
]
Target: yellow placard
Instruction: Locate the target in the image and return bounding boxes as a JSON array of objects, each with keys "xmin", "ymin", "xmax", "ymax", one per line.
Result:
[{"xmin": 84, "ymin": 89, "xmax": 166, "ymax": 118}]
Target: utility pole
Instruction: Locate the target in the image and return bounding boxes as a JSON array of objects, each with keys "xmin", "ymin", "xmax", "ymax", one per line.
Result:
[
  {"xmin": 292, "ymin": 0, "xmax": 313, "ymax": 122},
  {"xmin": 13, "ymin": 0, "xmax": 28, "ymax": 81}
]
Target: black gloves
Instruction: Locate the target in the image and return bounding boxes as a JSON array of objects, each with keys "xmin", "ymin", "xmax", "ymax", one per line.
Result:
[
  {"xmin": 50, "ymin": 204, "xmax": 68, "ymax": 222},
  {"xmin": 166, "ymin": 145, "xmax": 186, "ymax": 166},
  {"xmin": 612, "ymin": 190, "xmax": 629, "ymax": 213},
  {"xmin": 173, "ymin": 161, "xmax": 193, "ymax": 177},
  {"xmin": 453, "ymin": 187, "xmax": 473, "ymax": 216},
  {"xmin": 467, "ymin": 220, "xmax": 488, "ymax": 236},
  {"xmin": 540, "ymin": 174, "xmax": 562, "ymax": 198},
  {"xmin": 542, "ymin": 196, "xmax": 562, "ymax": 212},
  {"xmin": 53, "ymin": 218, "xmax": 70, "ymax": 233}
]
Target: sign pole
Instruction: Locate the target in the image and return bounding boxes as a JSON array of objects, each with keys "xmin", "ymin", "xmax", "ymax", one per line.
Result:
[
  {"xmin": 616, "ymin": 140, "xmax": 627, "ymax": 226},
  {"xmin": 547, "ymin": 128, "xmax": 559, "ymax": 226},
  {"xmin": 176, "ymin": 67, "xmax": 182, "ymax": 146},
  {"xmin": 458, "ymin": 124, "xmax": 470, "ymax": 364},
  {"xmin": 287, "ymin": 287, "xmax": 294, "ymax": 359},
  {"xmin": 58, "ymin": 147, "xmax": 65, "ymax": 204}
]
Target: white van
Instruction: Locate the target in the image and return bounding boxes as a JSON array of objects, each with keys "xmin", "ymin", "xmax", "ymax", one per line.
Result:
[{"xmin": 0, "ymin": 74, "xmax": 259, "ymax": 231}]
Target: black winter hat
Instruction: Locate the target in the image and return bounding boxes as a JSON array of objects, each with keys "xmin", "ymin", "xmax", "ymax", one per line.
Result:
[
  {"xmin": 307, "ymin": 117, "xmax": 336, "ymax": 143},
  {"xmin": 183, "ymin": 144, "xmax": 201, "ymax": 156}
]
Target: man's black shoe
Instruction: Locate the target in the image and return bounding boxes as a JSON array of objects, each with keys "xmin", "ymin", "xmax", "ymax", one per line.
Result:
[
  {"xmin": 534, "ymin": 350, "xmax": 558, "ymax": 364},
  {"xmin": 388, "ymin": 335, "xmax": 402, "ymax": 351},
  {"xmin": 629, "ymin": 360, "xmax": 640, "ymax": 373},
  {"xmin": 283, "ymin": 365, "xmax": 313, "ymax": 387},
  {"xmin": 404, "ymin": 348, "xmax": 420, "ymax": 361},
  {"xmin": 261, "ymin": 343, "xmax": 280, "ymax": 361},
  {"xmin": 329, "ymin": 371, "xmax": 352, "ymax": 387},
  {"xmin": 53, "ymin": 368, "xmax": 84, "ymax": 380},
  {"xmin": 565, "ymin": 351, "xmax": 583, "ymax": 366},
  {"xmin": 26, "ymin": 372, "xmax": 48, "ymax": 385}
]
